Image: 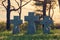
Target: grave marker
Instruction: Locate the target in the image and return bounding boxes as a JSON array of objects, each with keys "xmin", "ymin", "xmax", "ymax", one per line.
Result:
[
  {"xmin": 40, "ymin": 16, "xmax": 53, "ymax": 34},
  {"xmin": 25, "ymin": 12, "xmax": 39, "ymax": 34},
  {"xmin": 10, "ymin": 16, "xmax": 22, "ymax": 34}
]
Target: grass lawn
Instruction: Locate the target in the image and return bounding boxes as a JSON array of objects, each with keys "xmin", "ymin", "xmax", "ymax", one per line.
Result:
[{"xmin": 0, "ymin": 29, "xmax": 60, "ymax": 40}]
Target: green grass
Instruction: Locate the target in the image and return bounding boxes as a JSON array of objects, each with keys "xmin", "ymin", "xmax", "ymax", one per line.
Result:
[{"xmin": 0, "ymin": 29, "xmax": 60, "ymax": 40}]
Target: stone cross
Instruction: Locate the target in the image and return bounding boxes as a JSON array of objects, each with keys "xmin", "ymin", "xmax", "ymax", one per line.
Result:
[
  {"xmin": 40, "ymin": 16, "xmax": 53, "ymax": 34},
  {"xmin": 25, "ymin": 12, "xmax": 39, "ymax": 34},
  {"xmin": 10, "ymin": 16, "xmax": 22, "ymax": 34}
]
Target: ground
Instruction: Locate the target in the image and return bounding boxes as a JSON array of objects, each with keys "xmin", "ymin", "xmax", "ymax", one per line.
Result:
[{"xmin": 0, "ymin": 29, "xmax": 60, "ymax": 40}]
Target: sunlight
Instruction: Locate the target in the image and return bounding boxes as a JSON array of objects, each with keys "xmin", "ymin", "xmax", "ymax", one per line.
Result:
[{"xmin": 52, "ymin": 0, "xmax": 60, "ymax": 24}]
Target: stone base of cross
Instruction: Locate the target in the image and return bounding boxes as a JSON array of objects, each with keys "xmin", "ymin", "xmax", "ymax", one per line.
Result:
[
  {"xmin": 25, "ymin": 12, "xmax": 39, "ymax": 34},
  {"xmin": 40, "ymin": 16, "xmax": 53, "ymax": 34},
  {"xmin": 10, "ymin": 16, "xmax": 22, "ymax": 34},
  {"xmin": 27, "ymin": 22, "xmax": 36, "ymax": 34}
]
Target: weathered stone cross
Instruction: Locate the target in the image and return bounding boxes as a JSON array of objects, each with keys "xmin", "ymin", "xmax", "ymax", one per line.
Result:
[
  {"xmin": 25, "ymin": 12, "xmax": 39, "ymax": 34},
  {"xmin": 40, "ymin": 16, "xmax": 53, "ymax": 34},
  {"xmin": 10, "ymin": 16, "xmax": 22, "ymax": 34}
]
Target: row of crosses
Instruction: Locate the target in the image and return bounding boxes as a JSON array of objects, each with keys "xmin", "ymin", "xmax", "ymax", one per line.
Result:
[
  {"xmin": 10, "ymin": 0, "xmax": 54, "ymax": 34},
  {"xmin": 10, "ymin": 12, "xmax": 53, "ymax": 34}
]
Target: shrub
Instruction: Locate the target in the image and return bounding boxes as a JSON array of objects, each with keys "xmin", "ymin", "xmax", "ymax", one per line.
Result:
[
  {"xmin": 0, "ymin": 22, "xmax": 6, "ymax": 32},
  {"xmin": 19, "ymin": 22, "xmax": 28, "ymax": 33}
]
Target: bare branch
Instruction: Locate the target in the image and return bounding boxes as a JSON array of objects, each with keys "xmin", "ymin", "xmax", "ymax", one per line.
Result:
[
  {"xmin": 22, "ymin": 0, "xmax": 31, "ymax": 7},
  {"xmin": 10, "ymin": 0, "xmax": 20, "ymax": 11},
  {"xmin": 10, "ymin": 7, "xmax": 20, "ymax": 11},
  {"xmin": 15, "ymin": 0, "xmax": 19, "ymax": 6},
  {"xmin": 10, "ymin": 0, "xmax": 31, "ymax": 12},
  {"xmin": 2, "ymin": 0, "xmax": 7, "ymax": 9},
  {"xmin": 10, "ymin": 5, "xmax": 15, "ymax": 9}
]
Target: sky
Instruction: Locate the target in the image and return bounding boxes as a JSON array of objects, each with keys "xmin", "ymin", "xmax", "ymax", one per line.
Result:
[{"xmin": 0, "ymin": 0, "xmax": 60, "ymax": 24}]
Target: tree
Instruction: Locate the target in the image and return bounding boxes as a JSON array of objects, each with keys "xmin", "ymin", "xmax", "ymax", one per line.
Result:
[
  {"xmin": 2, "ymin": 0, "xmax": 31, "ymax": 30},
  {"xmin": 58, "ymin": 0, "xmax": 60, "ymax": 6}
]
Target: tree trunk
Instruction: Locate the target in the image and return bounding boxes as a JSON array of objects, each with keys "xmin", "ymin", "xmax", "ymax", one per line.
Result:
[
  {"xmin": 58, "ymin": 0, "xmax": 60, "ymax": 6},
  {"xmin": 19, "ymin": 0, "xmax": 22, "ymax": 18},
  {"xmin": 6, "ymin": 0, "xmax": 10, "ymax": 30},
  {"xmin": 43, "ymin": 0, "xmax": 47, "ymax": 33},
  {"xmin": 43, "ymin": 0, "xmax": 46, "ymax": 16}
]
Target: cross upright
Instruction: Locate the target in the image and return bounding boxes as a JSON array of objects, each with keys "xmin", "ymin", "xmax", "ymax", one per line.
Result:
[
  {"xmin": 10, "ymin": 16, "xmax": 22, "ymax": 34},
  {"xmin": 25, "ymin": 12, "xmax": 39, "ymax": 34},
  {"xmin": 40, "ymin": 16, "xmax": 53, "ymax": 34}
]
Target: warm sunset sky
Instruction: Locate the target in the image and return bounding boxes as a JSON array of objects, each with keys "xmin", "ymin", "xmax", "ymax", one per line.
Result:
[{"xmin": 0, "ymin": 0, "xmax": 60, "ymax": 24}]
